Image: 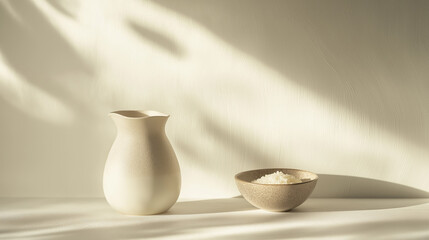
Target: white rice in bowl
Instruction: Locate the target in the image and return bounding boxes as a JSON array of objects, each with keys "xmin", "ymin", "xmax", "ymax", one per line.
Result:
[{"xmin": 252, "ymin": 171, "xmax": 302, "ymax": 184}]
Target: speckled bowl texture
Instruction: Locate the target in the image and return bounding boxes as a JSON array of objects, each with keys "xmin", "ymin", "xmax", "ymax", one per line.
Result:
[{"xmin": 235, "ymin": 168, "xmax": 318, "ymax": 212}]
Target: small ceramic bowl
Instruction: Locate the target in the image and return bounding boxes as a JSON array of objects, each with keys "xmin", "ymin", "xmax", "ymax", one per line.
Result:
[{"xmin": 235, "ymin": 168, "xmax": 318, "ymax": 212}]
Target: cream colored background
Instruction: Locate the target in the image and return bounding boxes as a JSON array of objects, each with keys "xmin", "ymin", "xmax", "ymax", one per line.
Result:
[{"xmin": 0, "ymin": 0, "xmax": 428, "ymax": 198}]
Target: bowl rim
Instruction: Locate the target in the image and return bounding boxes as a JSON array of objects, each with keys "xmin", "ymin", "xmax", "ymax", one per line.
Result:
[{"xmin": 235, "ymin": 168, "xmax": 319, "ymax": 186}]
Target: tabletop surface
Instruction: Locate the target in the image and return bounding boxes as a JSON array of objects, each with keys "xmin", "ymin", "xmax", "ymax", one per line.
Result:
[{"xmin": 1, "ymin": 198, "xmax": 429, "ymax": 240}]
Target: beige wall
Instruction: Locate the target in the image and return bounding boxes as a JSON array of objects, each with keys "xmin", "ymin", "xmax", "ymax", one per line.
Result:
[{"xmin": 1, "ymin": 0, "xmax": 428, "ymax": 198}]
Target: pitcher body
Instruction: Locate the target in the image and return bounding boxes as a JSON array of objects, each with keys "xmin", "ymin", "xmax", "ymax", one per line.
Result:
[{"xmin": 103, "ymin": 110, "xmax": 181, "ymax": 215}]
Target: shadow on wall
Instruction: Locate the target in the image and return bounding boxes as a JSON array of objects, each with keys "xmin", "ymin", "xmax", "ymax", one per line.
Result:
[
  {"xmin": 0, "ymin": 1, "xmax": 91, "ymax": 89},
  {"xmin": 1, "ymin": 0, "xmax": 429, "ymax": 198},
  {"xmin": 0, "ymin": 0, "xmax": 89, "ymax": 124},
  {"xmin": 0, "ymin": 0, "xmax": 109, "ymax": 197},
  {"xmin": 156, "ymin": 0, "xmax": 429, "ymax": 150},
  {"xmin": 127, "ymin": 19, "xmax": 184, "ymax": 57},
  {"xmin": 45, "ymin": 0, "xmax": 77, "ymax": 19}
]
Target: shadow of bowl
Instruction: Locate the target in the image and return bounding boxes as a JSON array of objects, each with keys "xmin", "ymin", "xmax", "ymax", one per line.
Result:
[
  {"xmin": 311, "ymin": 174, "xmax": 429, "ymax": 198},
  {"xmin": 294, "ymin": 198, "xmax": 429, "ymax": 212}
]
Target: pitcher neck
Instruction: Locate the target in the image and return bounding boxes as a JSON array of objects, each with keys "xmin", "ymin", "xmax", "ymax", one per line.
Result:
[{"xmin": 109, "ymin": 110, "xmax": 169, "ymax": 135}]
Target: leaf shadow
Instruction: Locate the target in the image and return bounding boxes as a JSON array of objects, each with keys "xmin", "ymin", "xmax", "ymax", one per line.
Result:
[{"xmin": 128, "ymin": 19, "xmax": 184, "ymax": 57}]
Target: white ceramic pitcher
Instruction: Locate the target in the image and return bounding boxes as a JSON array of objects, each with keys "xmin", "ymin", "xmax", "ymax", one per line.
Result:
[{"xmin": 103, "ymin": 110, "xmax": 181, "ymax": 215}]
